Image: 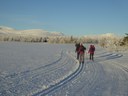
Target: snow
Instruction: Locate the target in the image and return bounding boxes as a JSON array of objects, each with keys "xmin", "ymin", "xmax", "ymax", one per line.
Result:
[
  {"xmin": 0, "ymin": 26, "xmax": 64, "ymax": 36},
  {"xmin": 0, "ymin": 42, "xmax": 128, "ymax": 96}
]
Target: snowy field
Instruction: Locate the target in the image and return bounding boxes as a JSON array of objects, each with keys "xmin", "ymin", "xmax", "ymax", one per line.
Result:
[{"xmin": 0, "ymin": 42, "xmax": 128, "ymax": 96}]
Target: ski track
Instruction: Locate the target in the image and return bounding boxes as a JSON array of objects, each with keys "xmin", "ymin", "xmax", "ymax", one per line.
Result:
[
  {"xmin": 0, "ymin": 43, "xmax": 78, "ymax": 96},
  {"xmin": 4, "ymin": 50, "xmax": 63, "ymax": 79},
  {"xmin": 47, "ymin": 51, "xmax": 128, "ymax": 96},
  {"xmin": 0, "ymin": 43, "xmax": 128, "ymax": 96}
]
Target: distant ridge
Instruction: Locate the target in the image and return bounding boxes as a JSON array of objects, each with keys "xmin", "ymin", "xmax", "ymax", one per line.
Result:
[
  {"xmin": 0, "ymin": 26, "xmax": 119, "ymax": 38},
  {"xmin": 0, "ymin": 26, "xmax": 64, "ymax": 37}
]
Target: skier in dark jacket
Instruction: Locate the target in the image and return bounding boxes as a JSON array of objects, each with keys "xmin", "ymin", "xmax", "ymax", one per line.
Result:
[
  {"xmin": 88, "ymin": 45, "xmax": 95, "ymax": 61},
  {"xmin": 78, "ymin": 43, "xmax": 86, "ymax": 64},
  {"xmin": 75, "ymin": 42, "xmax": 80, "ymax": 60}
]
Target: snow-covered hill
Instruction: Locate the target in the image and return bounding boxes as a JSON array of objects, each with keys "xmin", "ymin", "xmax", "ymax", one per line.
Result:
[{"xmin": 0, "ymin": 26, "xmax": 64, "ymax": 37}]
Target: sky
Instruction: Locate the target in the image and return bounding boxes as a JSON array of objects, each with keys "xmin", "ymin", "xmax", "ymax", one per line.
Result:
[{"xmin": 0, "ymin": 0, "xmax": 128, "ymax": 36}]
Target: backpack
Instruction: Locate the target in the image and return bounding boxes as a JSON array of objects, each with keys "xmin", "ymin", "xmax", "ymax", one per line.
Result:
[
  {"xmin": 91, "ymin": 46, "xmax": 95, "ymax": 51},
  {"xmin": 79, "ymin": 45, "xmax": 86, "ymax": 52}
]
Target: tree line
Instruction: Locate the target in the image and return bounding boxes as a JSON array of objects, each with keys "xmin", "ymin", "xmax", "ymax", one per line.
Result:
[
  {"xmin": 0, "ymin": 33, "xmax": 128, "ymax": 51},
  {"xmin": 0, "ymin": 35, "xmax": 98, "ymax": 43}
]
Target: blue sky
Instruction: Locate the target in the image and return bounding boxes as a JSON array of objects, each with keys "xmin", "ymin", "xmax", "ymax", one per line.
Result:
[{"xmin": 0, "ymin": 0, "xmax": 128, "ymax": 36}]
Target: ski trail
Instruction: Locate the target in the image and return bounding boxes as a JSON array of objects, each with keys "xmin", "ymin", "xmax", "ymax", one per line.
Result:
[
  {"xmin": 0, "ymin": 50, "xmax": 79, "ymax": 96},
  {"xmin": 4, "ymin": 50, "xmax": 63, "ymax": 79},
  {"xmin": 48, "ymin": 51, "xmax": 128, "ymax": 96},
  {"xmin": 32, "ymin": 51, "xmax": 82, "ymax": 96}
]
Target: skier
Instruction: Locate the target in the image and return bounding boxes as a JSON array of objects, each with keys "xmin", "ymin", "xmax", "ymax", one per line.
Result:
[
  {"xmin": 88, "ymin": 44, "xmax": 95, "ymax": 61},
  {"xmin": 75, "ymin": 42, "xmax": 80, "ymax": 60},
  {"xmin": 78, "ymin": 43, "xmax": 86, "ymax": 64}
]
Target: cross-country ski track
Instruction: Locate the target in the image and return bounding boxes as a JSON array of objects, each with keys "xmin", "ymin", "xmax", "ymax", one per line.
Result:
[{"xmin": 0, "ymin": 43, "xmax": 128, "ymax": 96}]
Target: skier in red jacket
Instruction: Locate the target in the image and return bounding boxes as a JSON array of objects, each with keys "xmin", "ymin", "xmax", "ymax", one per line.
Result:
[{"xmin": 88, "ymin": 45, "xmax": 95, "ymax": 61}]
